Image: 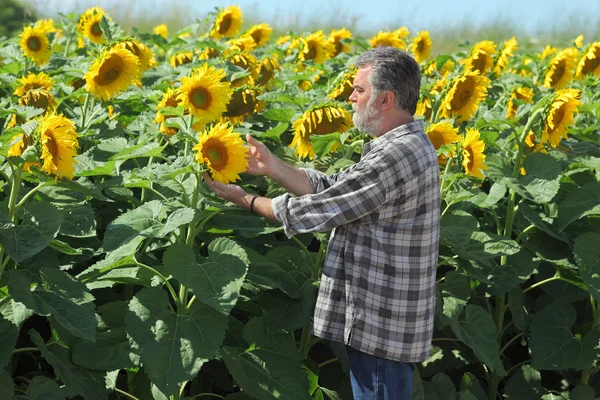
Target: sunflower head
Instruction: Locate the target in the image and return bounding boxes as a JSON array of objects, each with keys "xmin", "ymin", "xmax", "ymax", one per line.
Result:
[
  {"xmin": 426, "ymin": 121, "xmax": 460, "ymax": 164},
  {"xmin": 7, "ymin": 133, "xmax": 40, "ymax": 171},
  {"xmin": 198, "ymin": 47, "xmax": 220, "ymax": 61},
  {"xmin": 328, "ymin": 27, "xmax": 353, "ymax": 56},
  {"xmin": 256, "ymin": 57, "xmax": 280, "ymax": 88},
  {"xmin": 153, "ymin": 23, "xmax": 169, "ymax": 38},
  {"xmin": 290, "ymin": 105, "xmax": 353, "ymax": 159},
  {"xmin": 440, "ymin": 70, "xmax": 491, "ymax": 122},
  {"xmin": 461, "ymin": 128, "xmax": 488, "ymax": 179},
  {"xmin": 328, "ymin": 69, "xmax": 357, "ymax": 101},
  {"xmin": 36, "ymin": 114, "xmax": 79, "ymax": 180},
  {"xmin": 118, "ymin": 40, "xmax": 156, "ymax": 70},
  {"xmin": 14, "ymin": 72, "xmax": 53, "ymax": 97},
  {"xmin": 193, "ymin": 122, "xmax": 248, "ymax": 183},
  {"xmin": 538, "ymin": 45, "xmax": 557, "ymax": 61},
  {"xmin": 574, "ymin": 35, "xmax": 584, "ymax": 49},
  {"xmin": 369, "ymin": 31, "xmax": 406, "ymax": 50},
  {"xmin": 19, "ymin": 25, "xmax": 51, "ymax": 66},
  {"xmin": 81, "ymin": 9, "xmax": 107, "ymax": 45},
  {"xmin": 244, "ymin": 23, "xmax": 272, "ymax": 47},
  {"xmin": 177, "ymin": 64, "xmax": 233, "ymax": 123},
  {"xmin": 169, "ymin": 52, "xmax": 194, "ymax": 68},
  {"xmin": 506, "ymin": 86, "xmax": 534, "ymax": 119},
  {"xmin": 410, "ymin": 31, "xmax": 432, "ymax": 64},
  {"xmin": 464, "ymin": 40, "xmax": 497, "ymax": 74},
  {"xmin": 84, "ymin": 47, "xmax": 142, "ymax": 101},
  {"xmin": 541, "ymin": 88, "xmax": 582, "ymax": 147},
  {"xmin": 493, "ymin": 36, "xmax": 518, "ymax": 76},
  {"xmin": 543, "ymin": 48, "xmax": 579, "ymax": 89},
  {"xmin": 575, "ymin": 42, "xmax": 600, "ymax": 79},
  {"xmin": 223, "ymin": 50, "xmax": 258, "ymax": 87},
  {"xmin": 223, "ymin": 87, "xmax": 263, "ymax": 124},
  {"xmin": 298, "ymin": 31, "xmax": 335, "ymax": 64},
  {"xmin": 415, "ymin": 97, "xmax": 432, "ymax": 121},
  {"xmin": 18, "ymin": 89, "xmax": 57, "ymax": 115},
  {"xmin": 210, "ymin": 5, "xmax": 243, "ymax": 39}
]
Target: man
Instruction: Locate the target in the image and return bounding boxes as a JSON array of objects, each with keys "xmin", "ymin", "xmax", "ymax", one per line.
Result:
[{"xmin": 204, "ymin": 46, "xmax": 440, "ymax": 399}]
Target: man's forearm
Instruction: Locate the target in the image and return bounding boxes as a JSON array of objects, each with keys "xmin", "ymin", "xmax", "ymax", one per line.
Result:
[
  {"xmin": 242, "ymin": 194, "xmax": 276, "ymax": 220},
  {"xmin": 269, "ymin": 157, "xmax": 313, "ymax": 196}
]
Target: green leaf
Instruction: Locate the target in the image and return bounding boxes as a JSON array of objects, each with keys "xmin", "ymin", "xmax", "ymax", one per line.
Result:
[
  {"xmin": 262, "ymin": 122, "xmax": 289, "ymax": 140},
  {"xmin": 556, "ymin": 182, "xmax": 600, "ymax": 231},
  {"xmin": 8, "ymin": 269, "xmax": 96, "ymax": 340},
  {"xmin": 570, "ymin": 384, "xmax": 595, "ymax": 400},
  {"xmin": 311, "ymin": 132, "xmax": 341, "ymax": 158},
  {"xmin": 459, "ymin": 372, "xmax": 487, "ymax": 400},
  {"xmin": 25, "ymin": 376, "xmax": 67, "ymax": 399},
  {"xmin": 0, "ymin": 202, "xmax": 62, "ymax": 262},
  {"xmin": 518, "ymin": 202, "xmax": 567, "ymax": 243},
  {"xmin": 259, "ymin": 282, "xmax": 317, "ymax": 334},
  {"xmin": 29, "ymin": 330, "xmax": 108, "ymax": 400},
  {"xmin": 440, "ymin": 210, "xmax": 477, "ymax": 249},
  {"xmin": 449, "ymin": 305, "xmax": 504, "ymax": 375},
  {"xmin": 208, "ymin": 210, "xmax": 281, "ymax": 237},
  {"xmin": 503, "ymin": 365, "xmax": 546, "ymax": 399},
  {"xmin": 262, "ymin": 107, "xmax": 296, "ymax": 122},
  {"xmin": 165, "ymin": 239, "xmax": 249, "ymax": 315},
  {"xmin": 246, "ymin": 252, "xmax": 303, "ymax": 298},
  {"xmin": 422, "ymin": 372, "xmax": 455, "ymax": 400},
  {"xmin": 0, "ymin": 368, "xmax": 15, "ymax": 400},
  {"xmin": 519, "ymin": 152, "xmax": 561, "ymax": 204},
  {"xmin": 125, "ymin": 287, "xmax": 229, "ymax": 396},
  {"xmin": 0, "ymin": 299, "xmax": 33, "ymax": 329},
  {"xmin": 468, "ymin": 182, "xmax": 506, "ymax": 208},
  {"xmin": 574, "ymin": 233, "xmax": 600, "ymax": 303},
  {"xmin": 508, "ymin": 288, "xmax": 530, "ymax": 332},
  {"xmin": 72, "ymin": 328, "xmax": 138, "ymax": 371},
  {"xmin": 0, "ymin": 316, "xmax": 18, "ymax": 368},
  {"xmin": 258, "ymin": 91, "xmax": 311, "ymax": 106},
  {"xmin": 221, "ymin": 317, "xmax": 310, "ymax": 400}
]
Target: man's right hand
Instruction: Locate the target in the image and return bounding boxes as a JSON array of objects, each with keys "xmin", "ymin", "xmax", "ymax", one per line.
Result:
[{"xmin": 245, "ymin": 133, "xmax": 274, "ymax": 177}]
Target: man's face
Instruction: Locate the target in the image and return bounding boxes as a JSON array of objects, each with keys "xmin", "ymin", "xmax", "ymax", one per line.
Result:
[{"xmin": 349, "ymin": 67, "xmax": 382, "ymax": 135}]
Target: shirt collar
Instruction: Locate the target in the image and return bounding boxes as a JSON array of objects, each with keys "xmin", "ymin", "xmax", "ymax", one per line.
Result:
[{"xmin": 363, "ymin": 120, "xmax": 425, "ymax": 155}]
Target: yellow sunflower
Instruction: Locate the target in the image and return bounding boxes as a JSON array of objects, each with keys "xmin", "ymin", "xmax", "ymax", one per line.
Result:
[
  {"xmin": 7, "ymin": 133, "xmax": 39, "ymax": 171},
  {"xmin": 18, "ymin": 89, "xmax": 57, "ymax": 115},
  {"xmin": 574, "ymin": 35, "xmax": 584, "ymax": 49},
  {"xmin": 575, "ymin": 42, "xmax": 600, "ymax": 79},
  {"xmin": 524, "ymin": 131, "xmax": 545, "ymax": 154},
  {"xmin": 35, "ymin": 19, "xmax": 60, "ymax": 35},
  {"xmin": 328, "ymin": 69, "xmax": 357, "ymax": 101},
  {"xmin": 276, "ymin": 35, "xmax": 291, "ymax": 46},
  {"xmin": 538, "ymin": 45, "xmax": 557, "ymax": 61},
  {"xmin": 394, "ymin": 27, "xmax": 410, "ymax": 40},
  {"xmin": 14, "ymin": 72, "xmax": 53, "ymax": 97},
  {"xmin": 298, "ymin": 31, "xmax": 335, "ymax": 64},
  {"xmin": 19, "ymin": 25, "xmax": 51, "ymax": 66},
  {"xmin": 193, "ymin": 122, "xmax": 248, "ymax": 183},
  {"xmin": 244, "ymin": 23, "xmax": 272, "ymax": 47},
  {"xmin": 290, "ymin": 105, "xmax": 353, "ymax": 159},
  {"xmin": 170, "ymin": 52, "xmax": 194, "ymax": 68},
  {"xmin": 177, "ymin": 64, "xmax": 233, "ymax": 123},
  {"xmin": 416, "ymin": 97, "xmax": 432, "ymax": 121},
  {"xmin": 543, "ymin": 48, "xmax": 579, "ymax": 89},
  {"xmin": 328, "ymin": 27, "xmax": 353, "ymax": 57},
  {"xmin": 369, "ymin": 31, "xmax": 406, "ymax": 49},
  {"xmin": 117, "ymin": 40, "xmax": 156, "ymax": 71},
  {"xmin": 440, "ymin": 70, "xmax": 491, "ymax": 122},
  {"xmin": 222, "ymin": 87, "xmax": 262, "ymax": 124},
  {"xmin": 256, "ymin": 57, "xmax": 280, "ymax": 88},
  {"xmin": 81, "ymin": 11, "xmax": 106, "ymax": 45},
  {"xmin": 426, "ymin": 121, "xmax": 460, "ymax": 164},
  {"xmin": 424, "ymin": 59, "xmax": 455, "ymax": 77},
  {"xmin": 464, "ymin": 40, "xmax": 497, "ymax": 74},
  {"xmin": 461, "ymin": 128, "xmax": 488, "ymax": 179},
  {"xmin": 153, "ymin": 88, "xmax": 180, "ymax": 123},
  {"xmin": 493, "ymin": 36, "xmax": 518, "ymax": 76},
  {"xmin": 153, "ymin": 23, "xmax": 169, "ymax": 38},
  {"xmin": 541, "ymin": 88, "xmax": 582, "ymax": 147},
  {"xmin": 210, "ymin": 5, "xmax": 243, "ymax": 39},
  {"xmin": 37, "ymin": 114, "xmax": 79, "ymax": 180},
  {"xmin": 198, "ymin": 47, "xmax": 220, "ymax": 60},
  {"xmin": 223, "ymin": 51, "xmax": 258, "ymax": 87},
  {"xmin": 506, "ymin": 86, "xmax": 534, "ymax": 119},
  {"xmin": 84, "ymin": 47, "xmax": 141, "ymax": 101},
  {"xmin": 410, "ymin": 31, "xmax": 432, "ymax": 64}
]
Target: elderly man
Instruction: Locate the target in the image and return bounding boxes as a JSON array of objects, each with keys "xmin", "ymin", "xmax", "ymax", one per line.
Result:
[{"xmin": 205, "ymin": 46, "xmax": 440, "ymax": 400}]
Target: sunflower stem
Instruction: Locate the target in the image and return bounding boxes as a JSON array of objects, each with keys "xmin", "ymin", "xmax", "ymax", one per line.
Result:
[
  {"xmin": 80, "ymin": 92, "xmax": 91, "ymax": 129},
  {"xmin": 1, "ymin": 165, "xmax": 24, "ymax": 279},
  {"xmin": 15, "ymin": 181, "xmax": 50, "ymax": 211}
]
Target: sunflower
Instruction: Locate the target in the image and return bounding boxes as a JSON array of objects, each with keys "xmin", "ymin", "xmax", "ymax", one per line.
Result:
[
  {"xmin": 290, "ymin": 105, "xmax": 353, "ymax": 159},
  {"xmin": 14, "ymin": 72, "xmax": 53, "ymax": 97},
  {"xmin": 461, "ymin": 128, "xmax": 487, "ymax": 179},
  {"xmin": 296, "ymin": 65, "xmax": 323, "ymax": 92},
  {"xmin": 426, "ymin": 121, "xmax": 460, "ymax": 164},
  {"xmin": 193, "ymin": 122, "xmax": 248, "ymax": 183},
  {"xmin": 19, "ymin": 25, "xmax": 51, "ymax": 66},
  {"xmin": 7, "ymin": 133, "xmax": 39, "ymax": 171},
  {"xmin": 410, "ymin": 31, "xmax": 432, "ymax": 64},
  {"xmin": 85, "ymin": 47, "xmax": 141, "ymax": 101},
  {"xmin": 198, "ymin": 47, "xmax": 220, "ymax": 60},
  {"xmin": 440, "ymin": 70, "xmax": 491, "ymax": 122},
  {"xmin": 35, "ymin": 19, "xmax": 60, "ymax": 35},
  {"xmin": 543, "ymin": 48, "xmax": 579, "ymax": 89},
  {"xmin": 328, "ymin": 28, "xmax": 352, "ymax": 57},
  {"xmin": 222, "ymin": 87, "xmax": 262, "ymax": 124},
  {"xmin": 117, "ymin": 40, "xmax": 156, "ymax": 71},
  {"xmin": 574, "ymin": 35, "xmax": 584, "ymax": 49},
  {"xmin": 37, "ymin": 114, "xmax": 79, "ymax": 179},
  {"xmin": 538, "ymin": 45, "xmax": 557, "ymax": 61},
  {"xmin": 210, "ymin": 5, "xmax": 243, "ymax": 39},
  {"xmin": 170, "ymin": 52, "xmax": 194, "ymax": 68},
  {"xmin": 575, "ymin": 42, "xmax": 600, "ymax": 79},
  {"xmin": 424, "ymin": 59, "xmax": 455, "ymax": 77},
  {"xmin": 256, "ymin": 57, "xmax": 280, "ymax": 88},
  {"xmin": 244, "ymin": 23, "xmax": 272, "ymax": 47},
  {"xmin": 464, "ymin": 40, "xmax": 497, "ymax": 74},
  {"xmin": 506, "ymin": 86, "xmax": 534, "ymax": 119},
  {"xmin": 541, "ymin": 88, "xmax": 582, "ymax": 147},
  {"xmin": 177, "ymin": 64, "xmax": 233, "ymax": 123},
  {"xmin": 493, "ymin": 36, "xmax": 518, "ymax": 76},
  {"xmin": 153, "ymin": 23, "xmax": 169, "ymax": 38},
  {"xmin": 298, "ymin": 31, "xmax": 335, "ymax": 64},
  {"xmin": 524, "ymin": 131, "xmax": 545, "ymax": 153},
  {"xmin": 394, "ymin": 27, "xmax": 410, "ymax": 39},
  {"xmin": 223, "ymin": 51, "xmax": 258, "ymax": 87},
  {"xmin": 276, "ymin": 35, "xmax": 291, "ymax": 46},
  {"xmin": 416, "ymin": 97, "xmax": 432, "ymax": 121},
  {"xmin": 18, "ymin": 89, "xmax": 57, "ymax": 115},
  {"xmin": 328, "ymin": 69, "xmax": 357, "ymax": 101},
  {"xmin": 369, "ymin": 31, "xmax": 406, "ymax": 49},
  {"xmin": 81, "ymin": 11, "xmax": 106, "ymax": 45}
]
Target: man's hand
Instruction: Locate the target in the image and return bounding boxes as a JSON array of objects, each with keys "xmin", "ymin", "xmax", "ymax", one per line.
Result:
[
  {"xmin": 245, "ymin": 133, "xmax": 274, "ymax": 177},
  {"xmin": 203, "ymin": 173, "xmax": 250, "ymax": 208}
]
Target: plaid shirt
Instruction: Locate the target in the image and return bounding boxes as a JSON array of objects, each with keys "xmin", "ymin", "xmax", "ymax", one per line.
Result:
[{"xmin": 271, "ymin": 120, "xmax": 440, "ymax": 362}]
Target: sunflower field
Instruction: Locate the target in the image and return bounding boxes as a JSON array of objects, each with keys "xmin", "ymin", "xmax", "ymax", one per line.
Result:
[{"xmin": 1, "ymin": 4, "xmax": 600, "ymax": 400}]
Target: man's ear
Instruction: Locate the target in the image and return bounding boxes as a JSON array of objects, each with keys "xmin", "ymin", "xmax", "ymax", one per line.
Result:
[{"xmin": 380, "ymin": 91, "xmax": 395, "ymax": 109}]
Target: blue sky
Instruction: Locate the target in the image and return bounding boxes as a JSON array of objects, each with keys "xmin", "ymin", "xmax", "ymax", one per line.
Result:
[{"xmin": 30, "ymin": 0, "xmax": 600, "ymax": 35}]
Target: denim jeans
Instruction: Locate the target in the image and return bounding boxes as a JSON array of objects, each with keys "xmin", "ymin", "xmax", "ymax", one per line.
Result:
[{"xmin": 347, "ymin": 346, "xmax": 414, "ymax": 400}]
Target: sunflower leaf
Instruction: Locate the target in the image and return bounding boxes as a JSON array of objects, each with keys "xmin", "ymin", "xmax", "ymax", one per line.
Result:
[{"xmin": 556, "ymin": 182, "xmax": 600, "ymax": 231}]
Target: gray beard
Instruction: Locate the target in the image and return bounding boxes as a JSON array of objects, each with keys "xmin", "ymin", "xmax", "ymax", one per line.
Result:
[{"xmin": 352, "ymin": 97, "xmax": 382, "ymax": 135}]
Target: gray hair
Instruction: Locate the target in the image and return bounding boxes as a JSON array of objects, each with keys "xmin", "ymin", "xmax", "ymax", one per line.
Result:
[{"xmin": 355, "ymin": 47, "xmax": 421, "ymax": 115}]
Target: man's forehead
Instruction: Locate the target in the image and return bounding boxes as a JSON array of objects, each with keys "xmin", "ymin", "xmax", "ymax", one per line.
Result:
[{"xmin": 354, "ymin": 66, "xmax": 372, "ymax": 85}]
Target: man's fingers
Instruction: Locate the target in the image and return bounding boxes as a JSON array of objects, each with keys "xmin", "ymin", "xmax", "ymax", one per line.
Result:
[{"xmin": 246, "ymin": 133, "xmax": 262, "ymax": 148}]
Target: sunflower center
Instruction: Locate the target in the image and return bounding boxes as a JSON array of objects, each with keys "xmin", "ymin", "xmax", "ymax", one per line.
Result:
[
  {"xmin": 95, "ymin": 55, "xmax": 124, "ymax": 85},
  {"xmin": 26, "ymin": 93, "xmax": 50, "ymax": 111},
  {"xmin": 464, "ymin": 147, "xmax": 474, "ymax": 171},
  {"xmin": 219, "ymin": 15, "xmax": 232, "ymax": 35},
  {"xmin": 251, "ymin": 30, "xmax": 262, "ymax": 44},
  {"xmin": 472, "ymin": 55, "xmax": 487, "ymax": 74},
  {"xmin": 190, "ymin": 87, "xmax": 212, "ymax": 109},
  {"xmin": 305, "ymin": 41, "xmax": 317, "ymax": 61},
  {"xmin": 451, "ymin": 78, "xmax": 475, "ymax": 110},
  {"xmin": 553, "ymin": 105, "xmax": 566, "ymax": 128},
  {"xmin": 27, "ymin": 36, "xmax": 42, "ymax": 51},
  {"xmin": 202, "ymin": 139, "xmax": 228, "ymax": 171},
  {"xmin": 45, "ymin": 132, "xmax": 59, "ymax": 161},
  {"xmin": 428, "ymin": 130, "xmax": 444, "ymax": 149},
  {"xmin": 91, "ymin": 22, "xmax": 103, "ymax": 37},
  {"xmin": 551, "ymin": 61, "xmax": 566, "ymax": 83},
  {"xmin": 417, "ymin": 41, "xmax": 424, "ymax": 52}
]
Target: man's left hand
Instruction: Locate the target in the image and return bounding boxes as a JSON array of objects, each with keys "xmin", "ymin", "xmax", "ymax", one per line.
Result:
[{"xmin": 203, "ymin": 173, "xmax": 250, "ymax": 209}]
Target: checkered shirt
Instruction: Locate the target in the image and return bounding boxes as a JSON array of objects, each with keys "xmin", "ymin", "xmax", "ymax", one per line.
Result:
[{"xmin": 271, "ymin": 120, "xmax": 440, "ymax": 362}]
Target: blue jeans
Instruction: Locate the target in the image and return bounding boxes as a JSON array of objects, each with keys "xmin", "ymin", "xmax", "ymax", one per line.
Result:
[{"xmin": 347, "ymin": 346, "xmax": 414, "ymax": 400}]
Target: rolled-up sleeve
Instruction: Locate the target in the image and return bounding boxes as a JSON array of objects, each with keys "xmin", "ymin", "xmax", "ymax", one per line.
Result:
[
  {"xmin": 272, "ymin": 158, "xmax": 389, "ymax": 238},
  {"xmin": 299, "ymin": 168, "xmax": 335, "ymax": 193}
]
